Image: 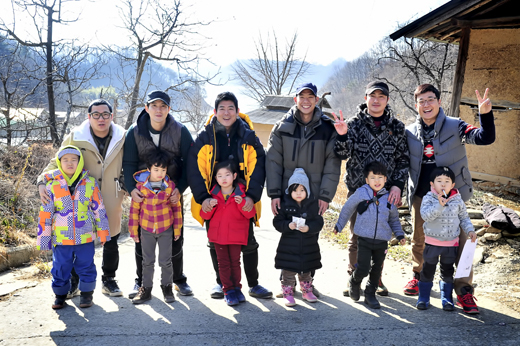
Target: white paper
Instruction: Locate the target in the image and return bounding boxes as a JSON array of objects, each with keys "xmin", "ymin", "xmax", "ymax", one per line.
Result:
[
  {"xmin": 292, "ymin": 216, "xmax": 306, "ymax": 229},
  {"xmin": 454, "ymin": 239, "xmax": 477, "ymax": 279}
]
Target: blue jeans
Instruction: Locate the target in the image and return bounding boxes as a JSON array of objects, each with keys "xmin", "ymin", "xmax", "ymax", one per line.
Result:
[{"xmin": 51, "ymin": 243, "xmax": 96, "ymax": 295}]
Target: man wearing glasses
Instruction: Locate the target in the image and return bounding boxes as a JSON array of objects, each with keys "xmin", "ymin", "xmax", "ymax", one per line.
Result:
[
  {"xmin": 38, "ymin": 99, "xmax": 126, "ymax": 298},
  {"xmin": 404, "ymin": 84, "xmax": 495, "ymax": 314}
]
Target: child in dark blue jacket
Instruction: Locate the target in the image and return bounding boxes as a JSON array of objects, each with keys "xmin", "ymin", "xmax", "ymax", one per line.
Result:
[{"xmin": 335, "ymin": 161, "xmax": 405, "ymax": 309}]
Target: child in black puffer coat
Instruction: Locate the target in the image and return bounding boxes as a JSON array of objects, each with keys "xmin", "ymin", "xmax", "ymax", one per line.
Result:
[{"xmin": 273, "ymin": 168, "xmax": 324, "ymax": 307}]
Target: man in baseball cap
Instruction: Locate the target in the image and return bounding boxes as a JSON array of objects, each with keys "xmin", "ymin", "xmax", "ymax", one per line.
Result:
[
  {"xmin": 365, "ymin": 81, "xmax": 389, "ymax": 97},
  {"xmin": 146, "ymin": 90, "xmax": 171, "ymax": 106},
  {"xmin": 295, "ymin": 82, "xmax": 318, "ymax": 97}
]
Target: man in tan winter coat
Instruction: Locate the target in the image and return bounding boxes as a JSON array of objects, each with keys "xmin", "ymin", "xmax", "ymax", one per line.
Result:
[{"xmin": 38, "ymin": 99, "xmax": 126, "ymax": 298}]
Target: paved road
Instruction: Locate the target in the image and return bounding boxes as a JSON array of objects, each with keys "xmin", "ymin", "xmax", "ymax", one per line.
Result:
[{"xmin": 1, "ymin": 190, "xmax": 519, "ymax": 345}]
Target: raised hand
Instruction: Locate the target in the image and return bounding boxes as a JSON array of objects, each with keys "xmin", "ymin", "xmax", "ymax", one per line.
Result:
[
  {"xmin": 332, "ymin": 110, "xmax": 348, "ymax": 135},
  {"xmin": 476, "ymin": 88, "xmax": 492, "ymax": 114}
]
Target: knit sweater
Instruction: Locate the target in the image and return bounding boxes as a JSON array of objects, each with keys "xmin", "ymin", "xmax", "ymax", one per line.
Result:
[
  {"xmin": 335, "ymin": 184, "xmax": 404, "ymax": 242},
  {"xmin": 420, "ymin": 188, "xmax": 474, "ymax": 242}
]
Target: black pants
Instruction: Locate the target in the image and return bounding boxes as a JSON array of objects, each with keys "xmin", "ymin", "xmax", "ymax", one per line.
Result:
[
  {"xmin": 70, "ymin": 233, "xmax": 120, "ymax": 285},
  {"xmin": 420, "ymin": 244, "xmax": 458, "ymax": 283},
  {"xmin": 352, "ymin": 237, "xmax": 388, "ymax": 288},
  {"xmin": 208, "ymin": 221, "xmax": 259, "ymax": 288},
  {"xmin": 135, "ymin": 225, "xmax": 186, "ymax": 286}
]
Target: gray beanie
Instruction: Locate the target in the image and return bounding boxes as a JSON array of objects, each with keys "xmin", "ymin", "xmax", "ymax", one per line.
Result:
[{"xmin": 285, "ymin": 168, "xmax": 311, "ymax": 197}]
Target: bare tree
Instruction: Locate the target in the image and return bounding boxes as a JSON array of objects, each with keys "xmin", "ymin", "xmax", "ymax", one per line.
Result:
[
  {"xmin": 0, "ymin": 0, "xmax": 82, "ymax": 146},
  {"xmin": 231, "ymin": 31, "xmax": 310, "ymax": 103},
  {"xmin": 175, "ymin": 83, "xmax": 211, "ymax": 132},
  {"xmin": 108, "ymin": 0, "xmax": 215, "ymax": 129}
]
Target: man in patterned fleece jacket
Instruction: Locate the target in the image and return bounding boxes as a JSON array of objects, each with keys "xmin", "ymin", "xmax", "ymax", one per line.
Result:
[{"xmin": 332, "ymin": 81, "xmax": 410, "ymax": 295}]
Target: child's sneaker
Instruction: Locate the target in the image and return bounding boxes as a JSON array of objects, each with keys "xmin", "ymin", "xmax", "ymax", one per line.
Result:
[
  {"xmin": 404, "ymin": 278, "xmax": 419, "ymax": 296},
  {"xmin": 102, "ymin": 277, "xmax": 123, "ymax": 297},
  {"xmin": 300, "ymin": 281, "xmax": 317, "ymax": 303},
  {"xmin": 456, "ymin": 286, "xmax": 479, "ymax": 314},
  {"xmin": 128, "ymin": 280, "xmax": 141, "ymax": 299},
  {"xmin": 52, "ymin": 295, "xmax": 67, "ymax": 310},
  {"xmin": 282, "ymin": 285, "xmax": 296, "ymax": 307},
  {"xmin": 376, "ymin": 278, "xmax": 389, "ymax": 296},
  {"xmin": 161, "ymin": 284, "xmax": 176, "ymax": 303},
  {"xmin": 235, "ymin": 288, "xmax": 246, "ymax": 303},
  {"xmin": 66, "ymin": 282, "xmax": 80, "ymax": 300},
  {"xmin": 79, "ymin": 291, "xmax": 94, "ymax": 308},
  {"xmin": 248, "ymin": 284, "xmax": 272, "ymax": 299},
  {"xmin": 224, "ymin": 290, "xmax": 239, "ymax": 306}
]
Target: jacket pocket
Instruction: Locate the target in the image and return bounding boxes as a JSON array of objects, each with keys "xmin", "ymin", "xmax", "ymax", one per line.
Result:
[{"xmin": 310, "ymin": 142, "xmax": 315, "ymax": 164}]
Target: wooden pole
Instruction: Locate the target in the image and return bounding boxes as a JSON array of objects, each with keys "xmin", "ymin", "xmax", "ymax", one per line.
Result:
[{"xmin": 450, "ymin": 26, "xmax": 471, "ymax": 118}]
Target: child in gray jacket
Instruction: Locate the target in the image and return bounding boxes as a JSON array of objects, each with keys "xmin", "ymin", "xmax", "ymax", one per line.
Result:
[
  {"xmin": 417, "ymin": 166, "xmax": 477, "ymax": 312},
  {"xmin": 334, "ymin": 161, "xmax": 405, "ymax": 309}
]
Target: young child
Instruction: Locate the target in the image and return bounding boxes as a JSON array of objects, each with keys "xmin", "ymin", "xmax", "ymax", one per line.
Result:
[
  {"xmin": 128, "ymin": 150, "xmax": 182, "ymax": 304},
  {"xmin": 334, "ymin": 161, "xmax": 405, "ymax": 309},
  {"xmin": 417, "ymin": 166, "xmax": 477, "ymax": 311},
  {"xmin": 37, "ymin": 145, "xmax": 110, "ymax": 310},
  {"xmin": 273, "ymin": 168, "xmax": 324, "ymax": 307},
  {"xmin": 200, "ymin": 161, "xmax": 256, "ymax": 306}
]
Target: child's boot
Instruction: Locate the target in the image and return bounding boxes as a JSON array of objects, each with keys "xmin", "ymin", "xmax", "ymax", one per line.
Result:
[
  {"xmin": 52, "ymin": 294, "xmax": 67, "ymax": 310},
  {"xmin": 439, "ymin": 281, "xmax": 454, "ymax": 311},
  {"xmin": 416, "ymin": 281, "xmax": 433, "ymax": 310},
  {"xmin": 364, "ymin": 283, "xmax": 381, "ymax": 309},
  {"xmin": 79, "ymin": 291, "xmax": 94, "ymax": 308},
  {"xmin": 300, "ymin": 281, "xmax": 317, "ymax": 303},
  {"xmin": 349, "ymin": 275, "xmax": 361, "ymax": 301},
  {"xmin": 282, "ymin": 285, "xmax": 296, "ymax": 307},
  {"xmin": 132, "ymin": 287, "xmax": 152, "ymax": 304},
  {"xmin": 161, "ymin": 284, "xmax": 176, "ymax": 303}
]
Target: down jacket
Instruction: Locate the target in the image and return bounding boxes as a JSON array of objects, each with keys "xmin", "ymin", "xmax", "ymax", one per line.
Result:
[
  {"xmin": 266, "ymin": 105, "xmax": 340, "ymax": 202},
  {"xmin": 38, "ymin": 119, "xmax": 126, "ymax": 238},
  {"xmin": 273, "ymin": 196, "xmax": 324, "ymax": 273},
  {"xmin": 200, "ymin": 183, "xmax": 256, "ymax": 246},
  {"xmin": 188, "ymin": 112, "xmax": 265, "ymax": 226},
  {"xmin": 37, "ymin": 168, "xmax": 110, "ymax": 250},
  {"xmin": 335, "ymin": 184, "xmax": 404, "ymax": 242}
]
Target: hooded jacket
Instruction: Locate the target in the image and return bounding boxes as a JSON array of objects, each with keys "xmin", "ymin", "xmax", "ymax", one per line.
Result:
[
  {"xmin": 266, "ymin": 105, "xmax": 340, "ymax": 202},
  {"xmin": 200, "ymin": 183, "xmax": 256, "ymax": 246},
  {"xmin": 421, "ymin": 188, "xmax": 474, "ymax": 242},
  {"xmin": 335, "ymin": 184, "xmax": 404, "ymax": 242},
  {"xmin": 37, "ymin": 145, "xmax": 110, "ymax": 250},
  {"xmin": 128, "ymin": 170, "xmax": 182, "ymax": 240},
  {"xmin": 333, "ymin": 103, "xmax": 409, "ymax": 192},
  {"xmin": 38, "ymin": 120, "xmax": 125, "ymax": 238},
  {"xmin": 188, "ymin": 112, "xmax": 265, "ymax": 226},
  {"xmin": 273, "ymin": 195, "xmax": 324, "ymax": 273}
]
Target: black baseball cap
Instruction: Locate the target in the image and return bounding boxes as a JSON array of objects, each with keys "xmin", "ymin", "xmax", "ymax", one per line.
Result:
[
  {"xmin": 295, "ymin": 82, "xmax": 318, "ymax": 96},
  {"xmin": 146, "ymin": 90, "xmax": 170, "ymax": 106},
  {"xmin": 365, "ymin": 81, "xmax": 389, "ymax": 97}
]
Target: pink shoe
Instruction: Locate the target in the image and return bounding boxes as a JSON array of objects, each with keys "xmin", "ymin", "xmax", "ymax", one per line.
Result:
[
  {"xmin": 301, "ymin": 281, "xmax": 318, "ymax": 303},
  {"xmin": 282, "ymin": 285, "xmax": 296, "ymax": 307}
]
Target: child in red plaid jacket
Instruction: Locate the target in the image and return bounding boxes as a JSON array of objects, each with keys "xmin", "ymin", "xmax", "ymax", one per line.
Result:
[
  {"xmin": 128, "ymin": 150, "xmax": 182, "ymax": 304},
  {"xmin": 200, "ymin": 161, "xmax": 256, "ymax": 306}
]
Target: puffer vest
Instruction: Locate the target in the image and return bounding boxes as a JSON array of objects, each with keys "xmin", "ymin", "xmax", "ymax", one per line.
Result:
[
  {"xmin": 406, "ymin": 108, "xmax": 473, "ymax": 207},
  {"xmin": 134, "ymin": 112, "xmax": 182, "ymax": 184}
]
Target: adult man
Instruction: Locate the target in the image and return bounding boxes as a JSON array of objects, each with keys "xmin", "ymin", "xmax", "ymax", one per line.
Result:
[
  {"xmin": 188, "ymin": 91, "xmax": 272, "ymax": 299},
  {"xmin": 266, "ymin": 82, "xmax": 341, "ymax": 295},
  {"xmin": 404, "ymin": 84, "xmax": 495, "ymax": 314},
  {"xmin": 38, "ymin": 99, "xmax": 126, "ymax": 297},
  {"xmin": 332, "ymin": 81, "xmax": 409, "ymax": 296},
  {"xmin": 123, "ymin": 90, "xmax": 194, "ymax": 299}
]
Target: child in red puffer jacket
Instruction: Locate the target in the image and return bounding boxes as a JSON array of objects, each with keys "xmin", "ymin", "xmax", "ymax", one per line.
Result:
[{"xmin": 200, "ymin": 160, "xmax": 256, "ymax": 306}]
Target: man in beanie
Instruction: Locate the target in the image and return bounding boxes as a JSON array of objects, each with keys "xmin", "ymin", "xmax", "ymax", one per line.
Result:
[
  {"xmin": 123, "ymin": 90, "xmax": 194, "ymax": 298},
  {"xmin": 38, "ymin": 99, "xmax": 126, "ymax": 298},
  {"xmin": 266, "ymin": 82, "xmax": 341, "ymax": 296},
  {"xmin": 332, "ymin": 81, "xmax": 410, "ymax": 296}
]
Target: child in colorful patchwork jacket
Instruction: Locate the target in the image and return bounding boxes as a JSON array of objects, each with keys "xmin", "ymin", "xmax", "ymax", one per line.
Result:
[
  {"xmin": 416, "ymin": 166, "xmax": 477, "ymax": 312},
  {"xmin": 37, "ymin": 145, "xmax": 110, "ymax": 310},
  {"xmin": 128, "ymin": 150, "xmax": 182, "ymax": 305}
]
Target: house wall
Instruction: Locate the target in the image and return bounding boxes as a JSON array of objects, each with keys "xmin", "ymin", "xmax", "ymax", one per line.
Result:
[
  {"xmin": 460, "ymin": 28, "xmax": 520, "ymax": 181},
  {"xmin": 252, "ymin": 123, "xmax": 274, "ymax": 148}
]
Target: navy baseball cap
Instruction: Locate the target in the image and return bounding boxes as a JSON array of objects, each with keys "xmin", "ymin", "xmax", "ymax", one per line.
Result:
[
  {"xmin": 146, "ymin": 90, "xmax": 170, "ymax": 106},
  {"xmin": 295, "ymin": 83, "xmax": 318, "ymax": 96},
  {"xmin": 365, "ymin": 81, "xmax": 389, "ymax": 97}
]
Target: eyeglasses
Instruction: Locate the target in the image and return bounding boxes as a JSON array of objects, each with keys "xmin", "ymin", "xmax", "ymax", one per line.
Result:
[
  {"xmin": 89, "ymin": 112, "xmax": 111, "ymax": 119},
  {"xmin": 417, "ymin": 97, "xmax": 437, "ymax": 106}
]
